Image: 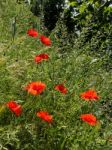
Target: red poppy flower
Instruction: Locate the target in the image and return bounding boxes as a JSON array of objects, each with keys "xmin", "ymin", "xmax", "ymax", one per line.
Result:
[
  {"xmin": 6, "ymin": 101, "xmax": 22, "ymax": 116},
  {"xmin": 55, "ymin": 84, "xmax": 67, "ymax": 94},
  {"xmin": 80, "ymin": 114, "xmax": 97, "ymax": 126},
  {"xmin": 37, "ymin": 111, "xmax": 53, "ymax": 123},
  {"xmin": 25, "ymin": 81, "xmax": 46, "ymax": 95},
  {"xmin": 27, "ymin": 29, "xmax": 38, "ymax": 37},
  {"xmin": 80, "ymin": 89, "xmax": 99, "ymax": 101},
  {"xmin": 40, "ymin": 35, "xmax": 51, "ymax": 46},
  {"xmin": 34, "ymin": 53, "xmax": 49, "ymax": 63}
]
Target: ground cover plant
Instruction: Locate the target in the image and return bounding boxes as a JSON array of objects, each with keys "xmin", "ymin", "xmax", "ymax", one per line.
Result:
[{"xmin": 0, "ymin": 0, "xmax": 112, "ymax": 150}]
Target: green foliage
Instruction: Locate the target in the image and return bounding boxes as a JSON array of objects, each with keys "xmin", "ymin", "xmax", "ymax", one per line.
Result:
[
  {"xmin": 64, "ymin": 0, "xmax": 112, "ymax": 31},
  {"xmin": 72, "ymin": 23, "xmax": 112, "ymax": 71},
  {"xmin": 51, "ymin": 18, "xmax": 76, "ymax": 54},
  {"xmin": 59, "ymin": 0, "xmax": 112, "ymax": 69},
  {"xmin": 0, "ymin": 0, "xmax": 112, "ymax": 150}
]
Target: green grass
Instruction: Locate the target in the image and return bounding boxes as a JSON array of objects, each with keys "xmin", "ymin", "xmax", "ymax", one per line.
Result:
[{"xmin": 0, "ymin": 1, "xmax": 112, "ymax": 150}]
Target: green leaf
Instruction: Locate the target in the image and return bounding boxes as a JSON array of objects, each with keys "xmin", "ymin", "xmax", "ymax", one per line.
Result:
[
  {"xmin": 69, "ymin": 2, "xmax": 78, "ymax": 7},
  {"xmin": 79, "ymin": 3, "xmax": 87, "ymax": 13}
]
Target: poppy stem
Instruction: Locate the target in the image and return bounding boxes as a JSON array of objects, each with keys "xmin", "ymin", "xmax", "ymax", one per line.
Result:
[{"xmin": 51, "ymin": 51, "xmax": 56, "ymax": 104}]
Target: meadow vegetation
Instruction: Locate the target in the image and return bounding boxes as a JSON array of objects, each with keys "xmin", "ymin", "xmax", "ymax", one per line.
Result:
[{"xmin": 0, "ymin": 0, "xmax": 112, "ymax": 149}]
